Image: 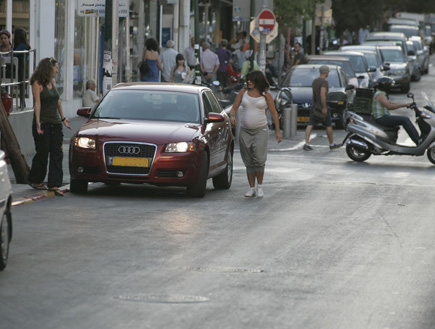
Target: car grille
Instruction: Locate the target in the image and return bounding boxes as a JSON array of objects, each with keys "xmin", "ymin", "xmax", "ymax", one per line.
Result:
[{"xmin": 104, "ymin": 142, "xmax": 156, "ymax": 175}]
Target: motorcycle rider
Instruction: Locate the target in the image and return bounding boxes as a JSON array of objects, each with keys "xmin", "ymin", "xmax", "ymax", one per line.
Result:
[{"xmin": 372, "ymin": 77, "xmax": 421, "ymax": 145}]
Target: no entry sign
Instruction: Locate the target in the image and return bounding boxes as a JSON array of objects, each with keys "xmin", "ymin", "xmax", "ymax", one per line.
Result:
[{"xmin": 257, "ymin": 9, "xmax": 276, "ymax": 34}]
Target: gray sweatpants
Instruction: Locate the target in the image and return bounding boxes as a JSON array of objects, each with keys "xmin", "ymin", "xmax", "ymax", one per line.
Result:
[{"xmin": 239, "ymin": 125, "xmax": 268, "ymax": 174}]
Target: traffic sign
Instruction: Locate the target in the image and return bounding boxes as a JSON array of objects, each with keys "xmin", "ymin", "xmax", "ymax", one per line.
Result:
[
  {"xmin": 250, "ymin": 18, "xmax": 278, "ymax": 44},
  {"xmin": 257, "ymin": 9, "xmax": 276, "ymax": 34}
]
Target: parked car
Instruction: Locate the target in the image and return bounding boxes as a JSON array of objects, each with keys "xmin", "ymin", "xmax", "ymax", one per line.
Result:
[
  {"xmin": 364, "ymin": 32, "xmax": 409, "ymax": 56},
  {"xmin": 339, "ymin": 45, "xmax": 390, "ymax": 73},
  {"xmin": 389, "ymin": 24, "xmax": 420, "ymax": 38},
  {"xmin": 279, "ymin": 64, "xmax": 354, "ymax": 128},
  {"xmin": 307, "ymin": 55, "xmax": 361, "ymax": 88},
  {"xmin": 346, "ymin": 49, "xmax": 386, "ymax": 85},
  {"xmin": 69, "ymin": 83, "xmax": 234, "ymax": 198},
  {"xmin": 409, "ymin": 36, "xmax": 430, "ymax": 74},
  {"xmin": 324, "ymin": 51, "xmax": 375, "ymax": 87},
  {"xmin": 406, "ymin": 40, "xmax": 422, "ymax": 81},
  {"xmin": 378, "ymin": 46, "xmax": 411, "ymax": 93},
  {"xmin": 0, "ymin": 150, "xmax": 12, "ymax": 271}
]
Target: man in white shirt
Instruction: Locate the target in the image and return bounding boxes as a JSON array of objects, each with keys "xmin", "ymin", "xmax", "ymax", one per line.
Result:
[
  {"xmin": 82, "ymin": 79, "xmax": 100, "ymax": 108},
  {"xmin": 183, "ymin": 37, "xmax": 197, "ymax": 70},
  {"xmin": 200, "ymin": 42, "xmax": 219, "ymax": 83},
  {"xmin": 160, "ymin": 40, "xmax": 178, "ymax": 82}
]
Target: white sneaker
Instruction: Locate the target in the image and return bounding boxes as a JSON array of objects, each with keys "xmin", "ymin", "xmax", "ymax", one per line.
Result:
[
  {"xmin": 244, "ymin": 188, "xmax": 256, "ymax": 197},
  {"xmin": 257, "ymin": 186, "xmax": 264, "ymax": 198}
]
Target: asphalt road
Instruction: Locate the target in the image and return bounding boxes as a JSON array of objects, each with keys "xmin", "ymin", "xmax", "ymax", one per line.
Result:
[{"xmin": 2, "ymin": 56, "xmax": 435, "ymax": 329}]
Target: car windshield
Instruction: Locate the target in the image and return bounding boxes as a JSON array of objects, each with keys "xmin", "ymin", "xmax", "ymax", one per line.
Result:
[
  {"xmin": 308, "ymin": 60, "xmax": 355, "ymax": 77},
  {"xmin": 283, "ymin": 67, "xmax": 341, "ymax": 88},
  {"xmin": 362, "ymin": 52, "xmax": 379, "ymax": 67},
  {"xmin": 336, "ymin": 54, "xmax": 366, "ymax": 72},
  {"xmin": 93, "ymin": 90, "xmax": 201, "ymax": 123},
  {"xmin": 380, "ymin": 49, "xmax": 406, "ymax": 62}
]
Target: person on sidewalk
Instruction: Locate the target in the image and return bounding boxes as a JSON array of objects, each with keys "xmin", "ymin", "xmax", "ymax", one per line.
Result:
[
  {"xmin": 229, "ymin": 70, "xmax": 282, "ymax": 198},
  {"xmin": 200, "ymin": 42, "xmax": 219, "ymax": 83},
  {"xmin": 140, "ymin": 38, "xmax": 161, "ymax": 82},
  {"xmin": 82, "ymin": 79, "xmax": 100, "ymax": 108},
  {"xmin": 28, "ymin": 57, "xmax": 72, "ymax": 196},
  {"xmin": 160, "ymin": 40, "xmax": 178, "ymax": 82},
  {"xmin": 304, "ymin": 65, "xmax": 340, "ymax": 151}
]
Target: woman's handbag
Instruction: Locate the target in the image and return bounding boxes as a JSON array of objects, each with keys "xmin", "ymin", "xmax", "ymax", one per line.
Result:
[
  {"xmin": 138, "ymin": 60, "xmax": 149, "ymax": 75},
  {"xmin": 312, "ymin": 107, "xmax": 326, "ymax": 122}
]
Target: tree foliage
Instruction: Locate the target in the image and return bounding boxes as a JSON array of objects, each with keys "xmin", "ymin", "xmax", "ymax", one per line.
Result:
[
  {"xmin": 274, "ymin": 0, "xmax": 317, "ymax": 31},
  {"xmin": 331, "ymin": 0, "xmax": 435, "ymax": 37}
]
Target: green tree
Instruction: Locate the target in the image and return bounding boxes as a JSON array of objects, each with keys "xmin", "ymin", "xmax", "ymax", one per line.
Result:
[{"xmin": 274, "ymin": 0, "xmax": 316, "ymax": 31}]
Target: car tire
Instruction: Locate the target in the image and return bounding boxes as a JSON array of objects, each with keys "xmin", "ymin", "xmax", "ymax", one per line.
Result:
[
  {"xmin": 0, "ymin": 208, "xmax": 11, "ymax": 271},
  {"xmin": 70, "ymin": 178, "xmax": 88, "ymax": 194},
  {"xmin": 212, "ymin": 149, "xmax": 233, "ymax": 189},
  {"xmin": 187, "ymin": 152, "xmax": 209, "ymax": 198}
]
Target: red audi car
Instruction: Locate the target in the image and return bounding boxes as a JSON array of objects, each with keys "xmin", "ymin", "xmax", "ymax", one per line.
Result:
[{"xmin": 69, "ymin": 83, "xmax": 234, "ymax": 197}]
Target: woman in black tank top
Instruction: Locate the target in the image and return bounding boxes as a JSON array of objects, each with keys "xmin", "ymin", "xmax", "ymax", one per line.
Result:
[{"xmin": 28, "ymin": 57, "xmax": 71, "ymax": 196}]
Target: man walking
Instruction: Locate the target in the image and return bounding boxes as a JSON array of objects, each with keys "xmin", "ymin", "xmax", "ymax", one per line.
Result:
[
  {"xmin": 304, "ymin": 65, "xmax": 340, "ymax": 150},
  {"xmin": 200, "ymin": 42, "xmax": 219, "ymax": 83},
  {"xmin": 160, "ymin": 40, "xmax": 178, "ymax": 82}
]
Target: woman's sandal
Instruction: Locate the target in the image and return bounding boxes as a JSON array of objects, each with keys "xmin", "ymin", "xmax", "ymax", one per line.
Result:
[
  {"xmin": 29, "ymin": 183, "xmax": 48, "ymax": 190},
  {"xmin": 48, "ymin": 187, "xmax": 64, "ymax": 197}
]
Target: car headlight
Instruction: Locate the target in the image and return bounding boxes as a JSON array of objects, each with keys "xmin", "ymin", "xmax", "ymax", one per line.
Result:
[
  {"xmin": 165, "ymin": 142, "xmax": 195, "ymax": 153},
  {"xmin": 75, "ymin": 137, "xmax": 96, "ymax": 149}
]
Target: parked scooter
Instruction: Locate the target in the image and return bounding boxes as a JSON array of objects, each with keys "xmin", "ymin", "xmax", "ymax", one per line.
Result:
[{"xmin": 343, "ymin": 91, "xmax": 435, "ymax": 164}]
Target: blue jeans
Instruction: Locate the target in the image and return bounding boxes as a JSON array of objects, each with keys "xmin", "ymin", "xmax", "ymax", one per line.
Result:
[{"xmin": 375, "ymin": 115, "xmax": 419, "ymax": 144}]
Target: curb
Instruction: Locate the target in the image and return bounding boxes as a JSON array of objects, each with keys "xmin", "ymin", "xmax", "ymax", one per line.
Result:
[{"xmin": 12, "ymin": 185, "xmax": 70, "ymax": 207}]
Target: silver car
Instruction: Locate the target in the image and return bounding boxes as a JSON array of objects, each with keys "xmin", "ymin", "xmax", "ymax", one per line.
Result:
[
  {"xmin": 406, "ymin": 40, "xmax": 422, "ymax": 81},
  {"xmin": 378, "ymin": 46, "xmax": 411, "ymax": 93},
  {"xmin": 0, "ymin": 150, "xmax": 12, "ymax": 271},
  {"xmin": 409, "ymin": 36, "xmax": 430, "ymax": 74}
]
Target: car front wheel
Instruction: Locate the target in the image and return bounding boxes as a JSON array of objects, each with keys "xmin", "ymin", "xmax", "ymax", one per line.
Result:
[{"xmin": 187, "ymin": 152, "xmax": 209, "ymax": 198}]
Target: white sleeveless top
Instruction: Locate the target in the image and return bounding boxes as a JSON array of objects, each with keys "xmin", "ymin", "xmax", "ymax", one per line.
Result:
[{"xmin": 240, "ymin": 92, "xmax": 268, "ymax": 130}]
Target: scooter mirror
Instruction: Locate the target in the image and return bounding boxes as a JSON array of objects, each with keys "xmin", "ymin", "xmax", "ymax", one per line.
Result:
[{"xmin": 407, "ymin": 93, "xmax": 414, "ymax": 98}]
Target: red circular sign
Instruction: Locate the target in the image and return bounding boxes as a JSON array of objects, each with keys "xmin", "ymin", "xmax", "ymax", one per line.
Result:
[{"xmin": 258, "ymin": 9, "xmax": 275, "ymax": 33}]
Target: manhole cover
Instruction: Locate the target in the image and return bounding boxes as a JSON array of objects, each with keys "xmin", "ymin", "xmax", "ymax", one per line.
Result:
[
  {"xmin": 183, "ymin": 266, "xmax": 264, "ymax": 273},
  {"xmin": 117, "ymin": 294, "xmax": 209, "ymax": 304}
]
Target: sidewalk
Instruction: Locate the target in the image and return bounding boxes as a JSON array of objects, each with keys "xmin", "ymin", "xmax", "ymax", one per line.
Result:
[{"xmin": 8, "ymin": 117, "xmax": 307, "ymax": 206}]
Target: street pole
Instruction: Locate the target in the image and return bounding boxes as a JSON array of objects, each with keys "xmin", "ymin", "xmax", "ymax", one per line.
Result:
[
  {"xmin": 112, "ymin": 0, "xmax": 119, "ymax": 86},
  {"xmin": 193, "ymin": 0, "xmax": 201, "ymax": 85}
]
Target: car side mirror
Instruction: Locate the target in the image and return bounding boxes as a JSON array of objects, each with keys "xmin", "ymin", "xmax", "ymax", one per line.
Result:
[
  {"xmin": 206, "ymin": 112, "xmax": 225, "ymax": 123},
  {"xmin": 368, "ymin": 66, "xmax": 377, "ymax": 72},
  {"xmin": 345, "ymin": 84, "xmax": 355, "ymax": 91},
  {"xmin": 77, "ymin": 107, "xmax": 92, "ymax": 117},
  {"xmin": 382, "ymin": 64, "xmax": 391, "ymax": 71}
]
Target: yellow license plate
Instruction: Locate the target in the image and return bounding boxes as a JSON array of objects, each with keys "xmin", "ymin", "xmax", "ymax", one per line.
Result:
[
  {"xmin": 297, "ymin": 116, "xmax": 310, "ymax": 123},
  {"xmin": 112, "ymin": 157, "xmax": 150, "ymax": 167}
]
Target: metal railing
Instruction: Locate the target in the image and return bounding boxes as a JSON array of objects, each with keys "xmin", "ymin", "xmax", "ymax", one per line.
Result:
[{"xmin": 0, "ymin": 49, "xmax": 36, "ymax": 112}]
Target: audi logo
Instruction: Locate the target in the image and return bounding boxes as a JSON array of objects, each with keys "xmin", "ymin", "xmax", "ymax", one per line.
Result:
[{"xmin": 118, "ymin": 146, "xmax": 141, "ymax": 155}]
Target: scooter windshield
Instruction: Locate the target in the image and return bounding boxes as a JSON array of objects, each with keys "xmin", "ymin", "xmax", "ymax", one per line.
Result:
[{"xmin": 422, "ymin": 92, "xmax": 435, "ymax": 114}]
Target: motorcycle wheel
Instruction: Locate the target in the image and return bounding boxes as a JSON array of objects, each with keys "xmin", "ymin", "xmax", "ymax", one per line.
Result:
[
  {"xmin": 346, "ymin": 143, "xmax": 372, "ymax": 162},
  {"xmin": 427, "ymin": 146, "xmax": 435, "ymax": 165}
]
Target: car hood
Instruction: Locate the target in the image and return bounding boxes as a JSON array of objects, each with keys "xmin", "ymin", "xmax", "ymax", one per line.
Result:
[
  {"xmin": 385, "ymin": 62, "xmax": 407, "ymax": 70},
  {"xmin": 76, "ymin": 119, "xmax": 202, "ymax": 144}
]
